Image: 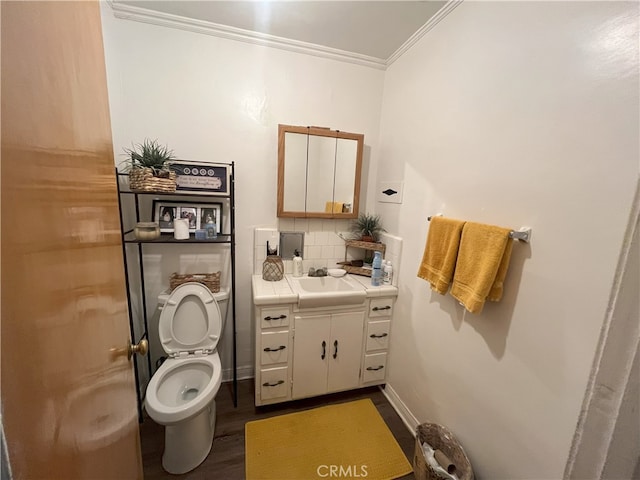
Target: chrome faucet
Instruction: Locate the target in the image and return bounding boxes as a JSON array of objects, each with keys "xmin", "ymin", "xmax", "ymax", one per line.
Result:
[{"xmin": 308, "ymin": 267, "xmax": 328, "ymax": 277}]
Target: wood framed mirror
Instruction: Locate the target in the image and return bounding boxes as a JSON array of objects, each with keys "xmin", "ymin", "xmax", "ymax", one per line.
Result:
[{"xmin": 277, "ymin": 125, "xmax": 363, "ymax": 218}]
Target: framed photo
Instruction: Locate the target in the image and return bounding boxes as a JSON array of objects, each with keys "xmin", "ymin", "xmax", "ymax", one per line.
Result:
[
  {"xmin": 171, "ymin": 160, "xmax": 230, "ymax": 196},
  {"xmin": 153, "ymin": 200, "xmax": 222, "ymax": 234}
]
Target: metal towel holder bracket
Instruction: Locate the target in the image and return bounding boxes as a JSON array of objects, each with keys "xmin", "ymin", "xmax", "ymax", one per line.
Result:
[{"xmin": 427, "ymin": 214, "xmax": 532, "ymax": 243}]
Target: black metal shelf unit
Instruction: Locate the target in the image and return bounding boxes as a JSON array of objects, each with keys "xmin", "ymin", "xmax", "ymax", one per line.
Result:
[{"xmin": 115, "ymin": 163, "xmax": 237, "ymax": 417}]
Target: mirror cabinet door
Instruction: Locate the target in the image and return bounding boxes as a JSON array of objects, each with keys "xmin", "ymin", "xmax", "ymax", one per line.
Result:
[
  {"xmin": 334, "ymin": 138, "xmax": 359, "ymax": 212},
  {"xmin": 278, "ymin": 125, "xmax": 363, "ymax": 218},
  {"xmin": 306, "ymin": 134, "xmax": 336, "ymax": 213},
  {"xmin": 283, "ymin": 131, "xmax": 307, "ymax": 213}
]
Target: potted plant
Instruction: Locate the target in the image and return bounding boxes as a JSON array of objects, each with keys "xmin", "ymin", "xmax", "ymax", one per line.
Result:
[
  {"xmin": 350, "ymin": 213, "xmax": 385, "ymax": 242},
  {"xmin": 122, "ymin": 139, "xmax": 177, "ymax": 193}
]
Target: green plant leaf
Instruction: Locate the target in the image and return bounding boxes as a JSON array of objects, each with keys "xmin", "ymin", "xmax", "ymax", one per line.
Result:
[{"xmin": 121, "ymin": 138, "xmax": 175, "ymax": 175}]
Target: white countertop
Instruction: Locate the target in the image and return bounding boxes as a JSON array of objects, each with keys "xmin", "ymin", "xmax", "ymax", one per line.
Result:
[
  {"xmin": 350, "ymin": 275, "xmax": 399, "ymax": 297},
  {"xmin": 251, "ymin": 275, "xmax": 298, "ymax": 305},
  {"xmin": 252, "ymin": 274, "xmax": 398, "ymax": 305}
]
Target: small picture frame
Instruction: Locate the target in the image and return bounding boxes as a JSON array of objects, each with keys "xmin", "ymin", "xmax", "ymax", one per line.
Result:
[
  {"xmin": 171, "ymin": 160, "xmax": 230, "ymax": 196},
  {"xmin": 153, "ymin": 200, "xmax": 222, "ymax": 235}
]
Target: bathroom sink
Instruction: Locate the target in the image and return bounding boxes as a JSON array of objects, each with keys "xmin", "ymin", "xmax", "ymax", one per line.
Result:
[{"xmin": 286, "ymin": 274, "xmax": 366, "ymax": 308}]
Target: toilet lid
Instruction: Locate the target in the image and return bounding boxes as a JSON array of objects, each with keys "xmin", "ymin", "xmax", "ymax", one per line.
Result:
[{"xmin": 158, "ymin": 282, "xmax": 222, "ymax": 356}]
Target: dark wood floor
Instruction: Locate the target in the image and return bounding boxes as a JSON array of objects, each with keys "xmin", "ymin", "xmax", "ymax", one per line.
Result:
[{"xmin": 139, "ymin": 379, "xmax": 416, "ymax": 479}]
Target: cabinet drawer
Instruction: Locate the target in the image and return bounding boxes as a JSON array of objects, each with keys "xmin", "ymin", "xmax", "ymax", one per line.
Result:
[
  {"xmin": 260, "ymin": 307, "xmax": 290, "ymax": 328},
  {"xmin": 362, "ymin": 352, "xmax": 387, "ymax": 383},
  {"xmin": 365, "ymin": 320, "xmax": 390, "ymax": 352},
  {"xmin": 260, "ymin": 331, "xmax": 289, "ymax": 365},
  {"xmin": 369, "ymin": 298, "xmax": 394, "ymax": 318},
  {"xmin": 260, "ymin": 367, "xmax": 289, "ymax": 401}
]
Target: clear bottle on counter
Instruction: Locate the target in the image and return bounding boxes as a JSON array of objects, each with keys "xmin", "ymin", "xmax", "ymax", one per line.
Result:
[{"xmin": 371, "ymin": 251, "xmax": 383, "ymax": 286}]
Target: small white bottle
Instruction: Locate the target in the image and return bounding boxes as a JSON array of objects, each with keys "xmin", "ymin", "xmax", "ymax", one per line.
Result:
[
  {"xmin": 292, "ymin": 249, "xmax": 303, "ymax": 277},
  {"xmin": 383, "ymin": 260, "xmax": 393, "ymax": 285}
]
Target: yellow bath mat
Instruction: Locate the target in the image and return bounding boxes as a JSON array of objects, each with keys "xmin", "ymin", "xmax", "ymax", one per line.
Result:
[{"xmin": 245, "ymin": 399, "xmax": 413, "ymax": 480}]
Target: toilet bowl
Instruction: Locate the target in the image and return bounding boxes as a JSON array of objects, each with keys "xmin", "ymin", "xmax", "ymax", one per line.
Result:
[{"xmin": 145, "ymin": 282, "xmax": 224, "ymax": 474}]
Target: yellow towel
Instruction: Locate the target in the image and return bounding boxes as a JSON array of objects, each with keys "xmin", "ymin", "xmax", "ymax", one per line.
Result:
[
  {"xmin": 324, "ymin": 201, "xmax": 344, "ymax": 213},
  {"xmin": 450, "ymin": 222, "xmax": 514, "ymax": 314},
  {"xmin": 417, "ymin": 217, "xmax": 466, "ymax": 294}
]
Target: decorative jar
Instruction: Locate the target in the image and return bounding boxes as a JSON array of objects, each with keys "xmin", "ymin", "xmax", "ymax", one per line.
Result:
[{"xmin": 134, "ymin": 222, "xmax": 160, "ymax": 240}]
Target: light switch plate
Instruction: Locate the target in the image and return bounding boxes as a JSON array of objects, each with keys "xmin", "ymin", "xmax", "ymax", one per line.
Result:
[{"xmin": 377, "ymin": 181, "xmax": 404, "ymax": 204}]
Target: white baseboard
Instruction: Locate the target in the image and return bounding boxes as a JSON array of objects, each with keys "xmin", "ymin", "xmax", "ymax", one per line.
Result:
[
  {"xmin": 379, "ymin": 383, "xmax": 420, "ymax": 437},
  {"xmin": 222, "ymin": 365, "xmax": 254, "ymax": 383}
]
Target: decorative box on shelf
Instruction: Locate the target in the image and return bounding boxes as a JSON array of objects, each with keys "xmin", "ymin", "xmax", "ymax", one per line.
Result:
[
  {"xmin": 169, "ymin": 272, "xmax": 221, "ymax": 293},
  {"xmin": 340, "ymin": 240, "xmax": 386, "ymax": 277}
]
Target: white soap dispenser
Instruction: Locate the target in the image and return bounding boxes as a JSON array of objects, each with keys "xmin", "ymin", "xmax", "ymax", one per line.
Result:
[
  {"xmin": 292, "ymin": 249, "xmax": 303, "ymax": 277},
  {"xmin": 383, "ymin": 260, "xmax": 393, "ymax": 285}
]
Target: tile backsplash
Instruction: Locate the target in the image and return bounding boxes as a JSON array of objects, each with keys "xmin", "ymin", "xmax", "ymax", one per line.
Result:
[{"xmin": 254, "ymin": 219, "xmax": 402, "ymax": 285}]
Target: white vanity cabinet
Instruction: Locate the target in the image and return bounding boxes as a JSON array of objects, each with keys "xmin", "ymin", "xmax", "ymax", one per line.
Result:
[
  {"xmin": 292, "ymin": 310, "xmax": 365, "ymax": 399},
  {"xmin": 252, "ymin": 275, "xmax": 398, "ymax": 406}
]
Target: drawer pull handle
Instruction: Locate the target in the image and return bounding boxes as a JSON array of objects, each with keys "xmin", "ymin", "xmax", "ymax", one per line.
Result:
[
  {"xmin": 333, "ymin": 340, "xmax": 338, "ymax": 359},
  {"xmin": 321, "ymin": 340, "xmax": 326, "ymax": 359},
  {"xmin": 366, "ymin": 365, "xmax": 385, "ymax": 371},
  {"xmin": 262, "ymin": 380, "xmax": 285, "ymax": 387},
  {"xmin": 263, "ymin": 345, "xmax": 286, "ymax": 352},
  {"xmin": 264, "ymin": 314, "xmax": 287, "ymax": 321},
  {"xmin": 372, "ymin": 306, "xmax": 391, "ymax": 311},
  {"xmin": 369, "ymin": 333, "xmax": 388, "ymax": 339}
]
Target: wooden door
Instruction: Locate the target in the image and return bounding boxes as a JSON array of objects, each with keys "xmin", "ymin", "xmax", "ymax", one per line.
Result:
[
  {"xmin": 1, "ymin": 2, "xmax": 143, "ymax": 478},
  {"xmin": 292, "ymin": 314, "xmax": 330, "ymax": 399},
  {"xmin": 327, "ymin": 312, "xmax": 365, "ymax": 393}
]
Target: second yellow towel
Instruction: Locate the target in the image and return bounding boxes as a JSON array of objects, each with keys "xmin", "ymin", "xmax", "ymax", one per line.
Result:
[{"xmin": 450, "ymin": 222, "xmax": 513, "ymax": 314}]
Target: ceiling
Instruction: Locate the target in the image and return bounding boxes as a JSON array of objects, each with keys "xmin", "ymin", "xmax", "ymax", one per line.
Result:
[{"xmin": 112, "ymin": 1, "xmax": 448, "ymax": 66}]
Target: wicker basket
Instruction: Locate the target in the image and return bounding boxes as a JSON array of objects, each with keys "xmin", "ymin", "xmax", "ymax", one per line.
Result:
[
  {"xmin": 169, "ymin": 272, "xmax": 221, "ymax": 293},
  {"xmin": 414, "ymin": 423, "xmax": 474, "ymax": 480},
  {"xmin": 262, "ymin": 255, "xmax": 284, "ymax": 281},
  {"xmin": 129, "ymin": 167, "xmax": 177, "ymax": 193}
]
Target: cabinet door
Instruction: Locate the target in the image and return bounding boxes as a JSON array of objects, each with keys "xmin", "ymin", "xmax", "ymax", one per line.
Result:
[
  {"xmin": 292, "ymin": 314, "xmax": 330, "ymax": 399},
  {"xmin": 327, "ymin": 311, "xmax": 365, "ymax": 393}
]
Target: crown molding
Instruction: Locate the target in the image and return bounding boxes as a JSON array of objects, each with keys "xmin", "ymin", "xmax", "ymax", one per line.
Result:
[
  {"xmin": 386, "ymin": 0, "xmax": 464, "ymax": 67},
  {"xmin": 107, "ymin": 1, "xmax": 388, "ymax": 70},
  {"xmin": 107, "ymin": 0, "xmax": 462, "ymax": 70}
]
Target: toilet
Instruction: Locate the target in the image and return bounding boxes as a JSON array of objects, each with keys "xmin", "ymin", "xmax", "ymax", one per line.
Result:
[{"xmin": 145, "ymin": 282, "xmax": 224, "ymax": 474}]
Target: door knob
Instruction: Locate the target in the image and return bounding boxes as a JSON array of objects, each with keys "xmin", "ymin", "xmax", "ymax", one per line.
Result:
[{"xmin": 128, "ymin": 339, "xmax": 148, "ymax": 360}]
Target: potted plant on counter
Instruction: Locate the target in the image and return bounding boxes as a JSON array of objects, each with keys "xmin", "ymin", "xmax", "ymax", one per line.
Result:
[
  {"xmin": 350, "ymin": 213, "xmax": 385, "ymax": 243},
  {"xmin": 123, "ymin": 138, "xmax": 177, "ymax": 193}
]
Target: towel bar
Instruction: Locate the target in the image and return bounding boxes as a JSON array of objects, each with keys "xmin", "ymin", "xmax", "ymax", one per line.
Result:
[{"xmin": 426, "ymin": 216, "xmax": 532, "ymax": 243}]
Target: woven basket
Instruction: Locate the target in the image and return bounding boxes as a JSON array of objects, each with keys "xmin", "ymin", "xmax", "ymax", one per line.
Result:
[
  {"xmin": 129, "ymin": 167, "xmax": 177, "ymax": 193},
  {"xmin": 262, "ymin": 256, "xmax": 284, "ymax": 281},
  {"xmin": 413, "ymin": 423, "xmax": 474, "ymax": 480},
  {"xmin": 169, "ymin": 272, "xmax": 221, "ymax": 293}
]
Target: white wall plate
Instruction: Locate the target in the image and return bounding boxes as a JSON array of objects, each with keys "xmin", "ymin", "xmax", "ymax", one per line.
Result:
[{"xmin": 377, "ymin": 181, "xmax": 404, "ymax": 204}]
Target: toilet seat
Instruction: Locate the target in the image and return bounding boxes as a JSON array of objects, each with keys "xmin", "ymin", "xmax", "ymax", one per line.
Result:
[
  {"xmin": 146, "ymin": 354, "xmax": 222, "ymax": 425},
  {"xmin": 158, "ymin": 282, "xmax": 222, "ymax": 357}
]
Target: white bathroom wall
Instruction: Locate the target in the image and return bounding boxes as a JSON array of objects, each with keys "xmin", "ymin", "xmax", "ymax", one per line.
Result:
[
  {"xmin": 376, "ymin": 2, "xmax": 639, "ymax": 479},
  {"xmin": 99, "ymin": 4, "xmax": 385, "ymax": 381}
]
